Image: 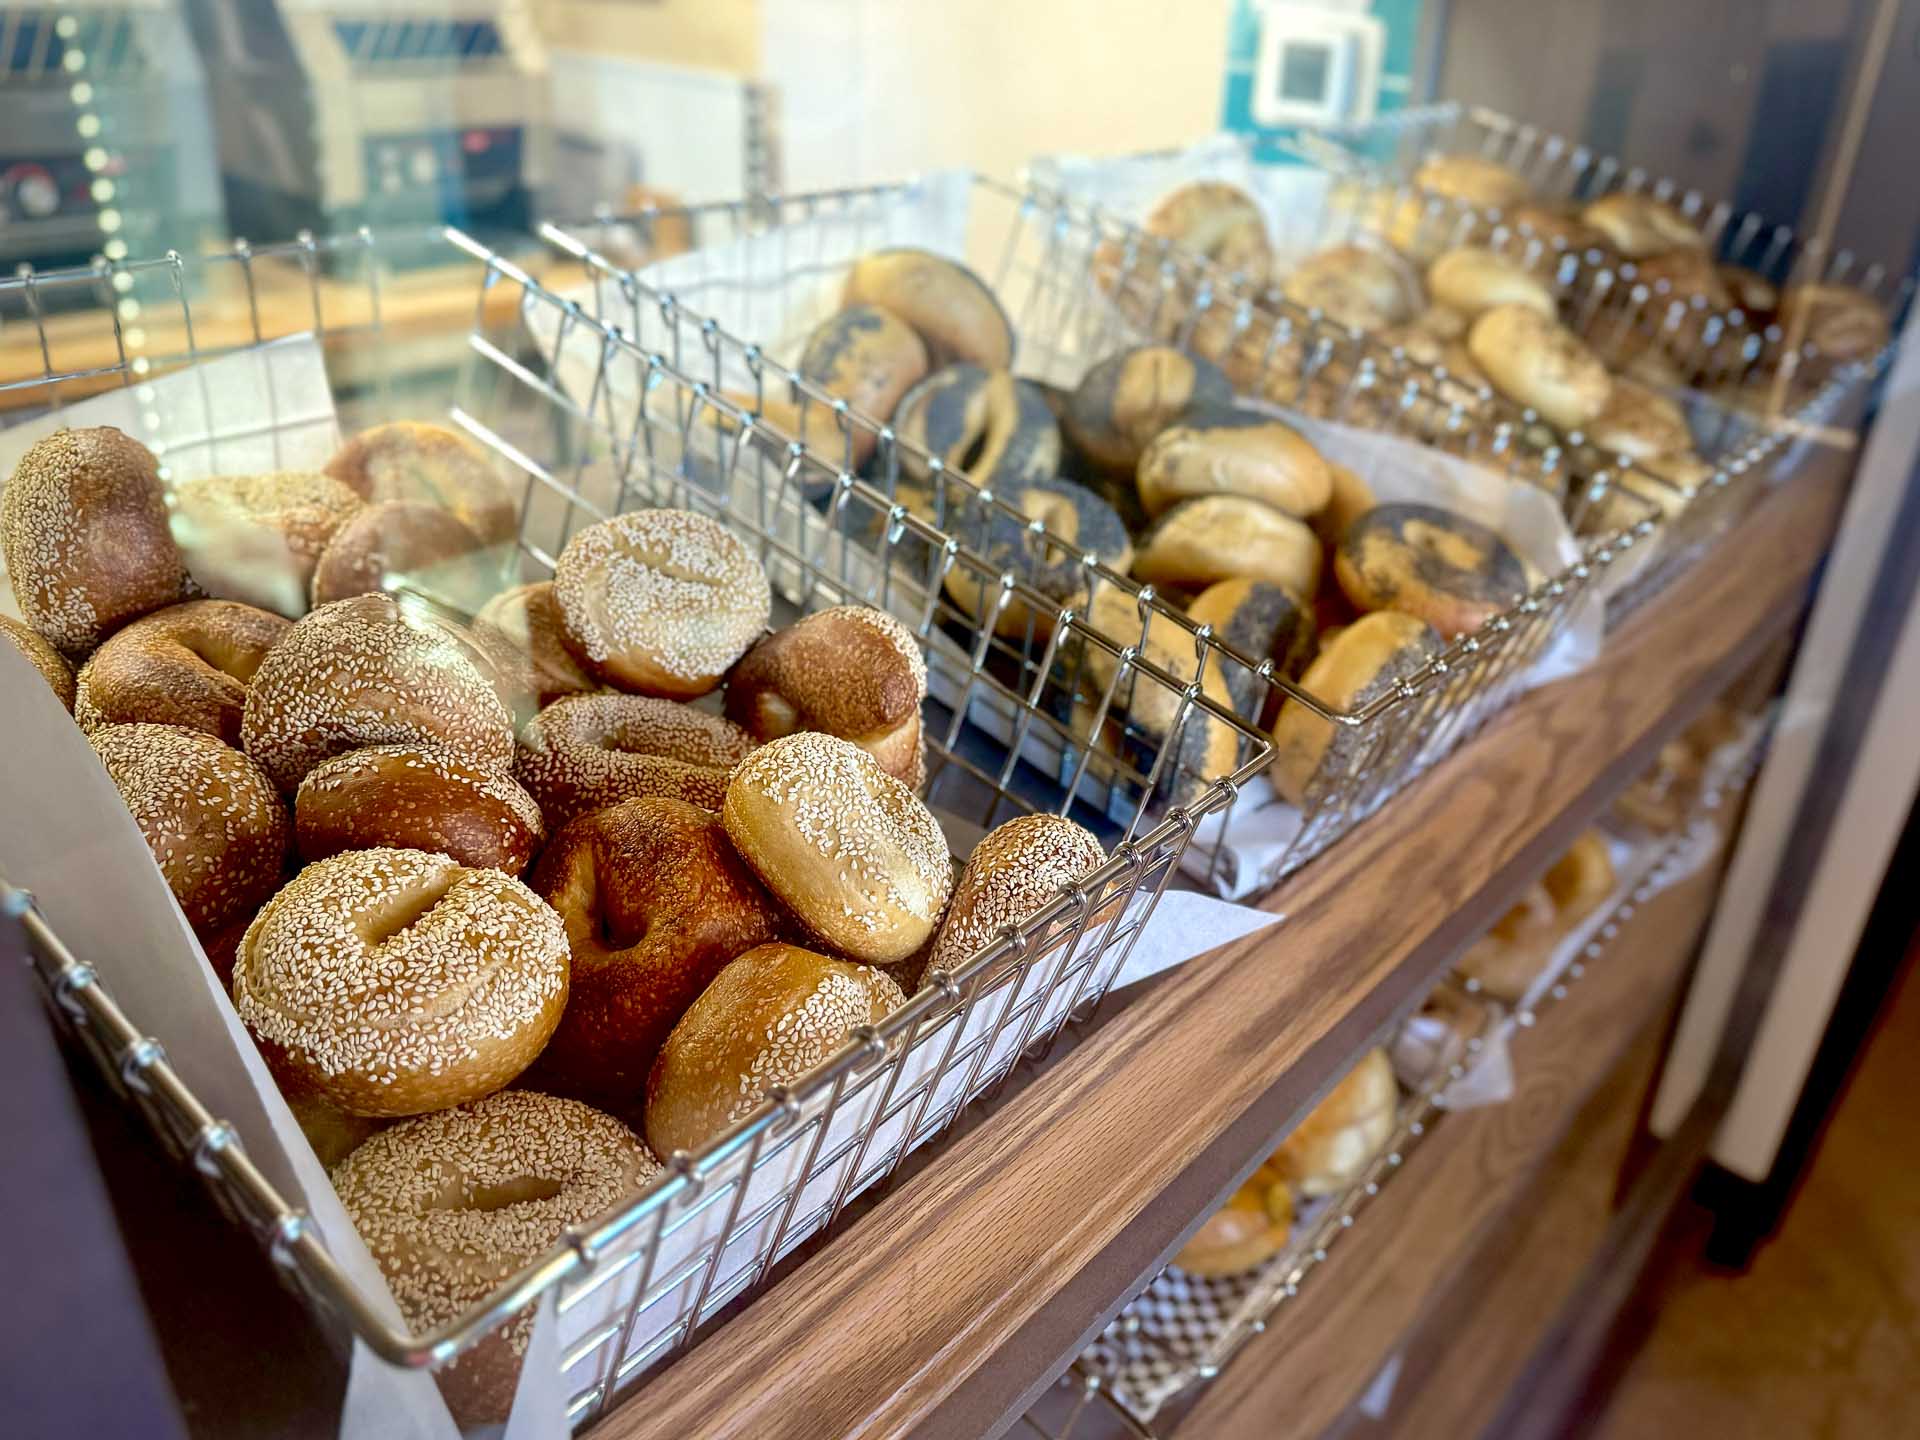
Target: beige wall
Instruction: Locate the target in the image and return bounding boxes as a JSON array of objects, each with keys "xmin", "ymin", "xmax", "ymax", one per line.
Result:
[
  {"xmin": 532, "ymin": 0, "xmax": 762, "ymax": 74},
  {"xmin": 767, "ymin": 0, "xmax": 1232, "ymax": 190}
]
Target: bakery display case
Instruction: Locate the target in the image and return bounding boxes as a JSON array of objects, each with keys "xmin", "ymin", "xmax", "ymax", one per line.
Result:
[{"xmin": 3, "ymin": 4, "xmax": 1917, "ymax": 1439}]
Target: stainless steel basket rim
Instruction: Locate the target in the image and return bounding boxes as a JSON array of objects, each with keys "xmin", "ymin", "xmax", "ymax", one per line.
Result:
[
  {"xmin": 1281, "ymin": 102, "xmax": 1916, "ymax": 374},
  {"xmin": 2, "ymin": 223, "xmax": 1271, "ymax": 1373},
  {"xmin": 542, "ymin": 177, "xmax": 1872, "ymax": 730}
]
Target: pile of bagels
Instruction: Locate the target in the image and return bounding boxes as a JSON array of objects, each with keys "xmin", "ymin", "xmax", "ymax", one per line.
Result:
[
  {"xmin": 0, "ymin": 419, "xmax": 1109, "ymax": 1423},
  {"xmin": 1110, "ymin": 160, "xmax": 1889, "ymax": 529},
  {"xmin": 764, "ymin": 244, "xmax": 1547, "ymax": 810}
]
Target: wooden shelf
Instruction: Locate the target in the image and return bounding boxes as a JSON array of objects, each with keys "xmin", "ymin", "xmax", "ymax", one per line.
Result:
[
  {"xmin": 1167, "ymin": 843, "xmax": 1735, "ymax": 1439},
  {"xmin": 590, "ymin": 433, "xmax": 1857, "ymax": 1440}
]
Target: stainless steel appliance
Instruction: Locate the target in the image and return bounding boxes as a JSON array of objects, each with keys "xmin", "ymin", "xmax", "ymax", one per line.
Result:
[
  {"xmin": 0, "ymin": 2, "xmax": 224, "ymax": 270},
  {"xmin": 184, "ymin": 0, "xmax": 547, "ymax": 246}
]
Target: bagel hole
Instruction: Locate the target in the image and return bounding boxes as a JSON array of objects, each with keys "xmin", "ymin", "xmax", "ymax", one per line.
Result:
[{"xmin": 454, "ymin": 1177, "xmax": 566, "ymax": 1212}]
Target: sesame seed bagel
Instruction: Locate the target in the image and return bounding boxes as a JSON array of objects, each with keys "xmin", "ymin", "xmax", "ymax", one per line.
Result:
[
  {"xmin": 171, "ymin": 470, "xmax": 364, "ymax": 617},
  {"xmin": 241, "ymin": 593, "xmax": 515, "ymax": 795},
  {"xmin": 524, "ymin": 797, "xmax": 788, "ymax": 1106},
  {"xmin": 553, "ymin": 509, "xmax": 771, "ymax": 699},
  {"xmin": 1270, "ymin": 611, "xmax": 1441, "ymax": 806},
  {"xmin": 1580, "ymin": 193, "xmax": 1704, "ymax": 259},
  {"xmin": 323, "ymin": 421, "xmax": 519, "ymax": 546},
  {"xmin": 1136, "ymin": 410, "xmax": 1333, "ymax": 521},
  {"xmin": 309, "ymin": 500, "xmax": 485, "ymax": 608},
  {"xmin": 796, "ymin": 305, "xmax": 930, "ymax": 470},
  {"xmin": 841, "ymin": 248, "xmax": 1015, "ymax": 370},
  {"xmin": 515, "ymin": 691, "xmax": 756, "ymax": 830},
  {"xmin": 1336, "ymin": 502, "xmax": 1528, "ymax": 639},
  {"xmin": 1132, "ymin": 494, "xmax": 1321, "ymax": 600},
  {"xmin": 926, "ymin": 814, "xmax": 1106, "ymax": 976},
  {"xmin": 89, "ymin": 723, "xmax": 289, "ymax": 943},
  {"xmin": 1466, "ymin": 303, "xmax": 1613, "ymax": 432},
  {"xmin": 75, "ymin": 599, "xmax": 291, "ymax": 744},
  {"xmin": 722, "ymin": 732, "xmax": 954, "ymax": 964},
  {"xmin": 1063, "ymin": 345, "xmax": 1235, "ymax": 477},
  {"xmin": 1414, "ymin": 154, "xmax": 1530, "ymax": 209},
  {"xmin": 1142, "ymin": 182, "xmax": 1274, "ymax": 288},
  {"xmin": 645, "ymin": 942, "xmax": 905, "ymax": 1157},
  {"xmin": 295, "ymin": 744, "xmax": 545, "ymax": 874},
  {"xmin": 724, "ymin": 606, "xmax": 928, "ymax": 788},
  {"xmin": 2, "ymin": 426, "xmax": 192, "ymax": 654},
  {"xmin": 332, "ymin": 1091, "xmax": 659, "ymax": 1425},
  {"xmin": 473, "ymin": 581, "xmax": 597, "ymax": 712},
  {"xmin": 1, "ymin": 613, "xmax": 76, "ymax": 710},
  {"xmin": 232, "ymin": 847, "xmax": 569, "ymax": 1116}
]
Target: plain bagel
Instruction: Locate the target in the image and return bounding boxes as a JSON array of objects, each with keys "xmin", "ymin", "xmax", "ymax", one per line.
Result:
[
  {"xmin": 1131, "ymin": 494, "xmax": 1321, "ymax": 599},
  {"xmin": 1136, "ymin": 409, "xmax": 1333, "ymax": 520},
  {"xmin": 841, "ymin": 248, "xmax": 1015, "ymax": 370}
]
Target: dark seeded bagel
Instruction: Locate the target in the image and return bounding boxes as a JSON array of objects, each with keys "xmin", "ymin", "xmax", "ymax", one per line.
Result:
[
  {"xmin": 1335, "ymin": 502, "xmax": 1528, "ymax": 639},
  {"xmin": 1063, "ymin": 346, "xmax": 1233, "ymax": 475},
  {"xmin": 894, "ymin": 364, "xmax": 1061, "ymax": 519}
]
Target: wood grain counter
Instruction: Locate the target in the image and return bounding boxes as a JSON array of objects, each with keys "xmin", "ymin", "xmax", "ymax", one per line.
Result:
[{"xmin": 590, "ymin": 428, "xmax": 1857, "ymax": 1440}]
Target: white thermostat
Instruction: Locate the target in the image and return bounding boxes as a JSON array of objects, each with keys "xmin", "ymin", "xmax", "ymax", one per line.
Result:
[{"xmin": 1249, "ymin": 1, "xmax": 1386, "ymax": 128}]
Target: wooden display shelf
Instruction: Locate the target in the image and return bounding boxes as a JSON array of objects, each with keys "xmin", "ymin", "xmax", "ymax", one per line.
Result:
[
  {"xmin": 591, "ymin": 435, "xmax": 1857, "ymax": 1440},
  {"xmin": 1167, "ymin": 845, "xmax": 1734, "ymax": 1439}
]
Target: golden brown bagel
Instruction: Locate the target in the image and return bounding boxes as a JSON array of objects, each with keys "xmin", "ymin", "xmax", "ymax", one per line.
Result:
[
  {"xmin": 1271, "ymin": 611, "xmax": 1441, "ymax": 805},
  {"xmin": 75, "ymin": 599, "xmax": 290, "ymax": 743},
  {"xmin": 1581, "ymin": 193, "xmax": 1705, "ymax": 258},
  {"xmin": 552, "ymin": 509, "xmax": 772, "ymax": 699},
  {"xmin": 231, "ymin": 846, "xmax": 569, "ymax": 1117},
  {"xmin": 1779, "ymin": 283, "xmax": 1891, "ymax": 363},
  {"xmin": 1174, "ymin": 1156, "xmax": 1294, "ymax": 1277},
  {"xmin": 1466, "ymin": 303, "xmax": 1613, "ymax": 431},
  {"xmin": 1414, "ymin": 154, "xmax": 1530, "ymax": 209},
  {"xmin": 294, "ymin": 744, "xmax": 545, "ymax": 873},
  {"xmin": 2, "ymin": 612, "xmax": 77, "ymax": 710},
  {"xmin": 524, "ymin": 797, "xmax": 788, "ymax": 1105},
  {"xmin": 722, "ymin": 732, "xmax": 953, "ymax": 964},
  {"xmin": 1271, "ymin": 1047, "xmax": 1397, "ymax": 1197},
  {"xmin": 1586, "ymin": 378, "xmax": 1692, "ymax": 461},
  {"xmin": 841, "ymin": 249, "xmax": 1014, "ymax": 370},
  {"xmin": 1131, "ymin": 494, "xmax": 1321, "ymax": 599},
  {"xmin": 171, "ymin": 470, "xmax": 364, "ymax": 617},
  {"xmin": 1426, "ymin": 246, "xmax": 1557, "ymax": 319},
  {"xmin": 240, "ymin": 593, "xmax": 515, "ymax": 794},
  {"xmin": 1142, "ymin": 181, "xmax": 1274, "ymax": 288},
  {"xmin": 472, "ymin": 580, "xmax": 598, "ymax": 712},
  {"xmin": 924, "ymin": 813, "xmax": 1106, "ymax": 977},
  {"xmin": 323, "ymin": 420, "xmax": 518, "ymax": 545},
  {"xmin": 2, "ymin": 426, "xmax": 192, "ymax": 654},
  {"xmin": 1281, "ymin": 244, "xmax": 1417, "ymax": 332},
  {"xmin": 91, "ymin": 722, "xmax": 289, "ymax": 945},
  {"xmin": 724, "ymin": 605, "xmax": 927, "ymax": 788},
  {"xmin": 515, "ymin": 691, "xmax": 756, "ymax": 830},
  {"xmin": 1136, "ymin": 411, "xmax": 1332, "ymax": 520},
  {"xmin": 308, "ymin": 500, "xmax": 484, "ymax": 608},
  {"xmin": 332, "ymin": 1092, "xmax": 659, "ymax": 1426},
  {"xmin": 645, "ymin": 942, "xmax": 905, "ymax": 1156}
]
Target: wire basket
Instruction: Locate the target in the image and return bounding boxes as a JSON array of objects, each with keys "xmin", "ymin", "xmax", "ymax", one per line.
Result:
[
  {"xmin": 1284, "ymin": 105, "xmax": 1910, "ymax": 414},
  {"xmin": 541, "ymin": 174, "xmax": 1848, "ymax": 884},
  {"xmin": 1019, "ymin": 718, "xmax": 1771, "ymax": 1439},
  {"xmin": 0, "ymin": 224, "xmax": 1275, "ymax": 1428}
]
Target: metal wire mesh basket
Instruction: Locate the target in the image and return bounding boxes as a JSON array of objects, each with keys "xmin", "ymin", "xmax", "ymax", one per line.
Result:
[
  {"xmin": 1020, "ymin": 718, "xmax": 1770, "ymax": 1439},
  {"xmin": 1282, "ymin": 105, "xmax": 1910, "ymax": 412},
  {"xmin": 541, "ymin": 174, "xmax": 1849, "ymax": 884},
  {"xmin": 0, "ymin": 224, "xmax": 1275, "ymax": 1428}
]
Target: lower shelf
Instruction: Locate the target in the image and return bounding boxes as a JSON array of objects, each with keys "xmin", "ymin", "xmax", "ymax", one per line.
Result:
[{"xmin": 1064, "ymin": 814, "xmax": 1742, "ymax": 1440}]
